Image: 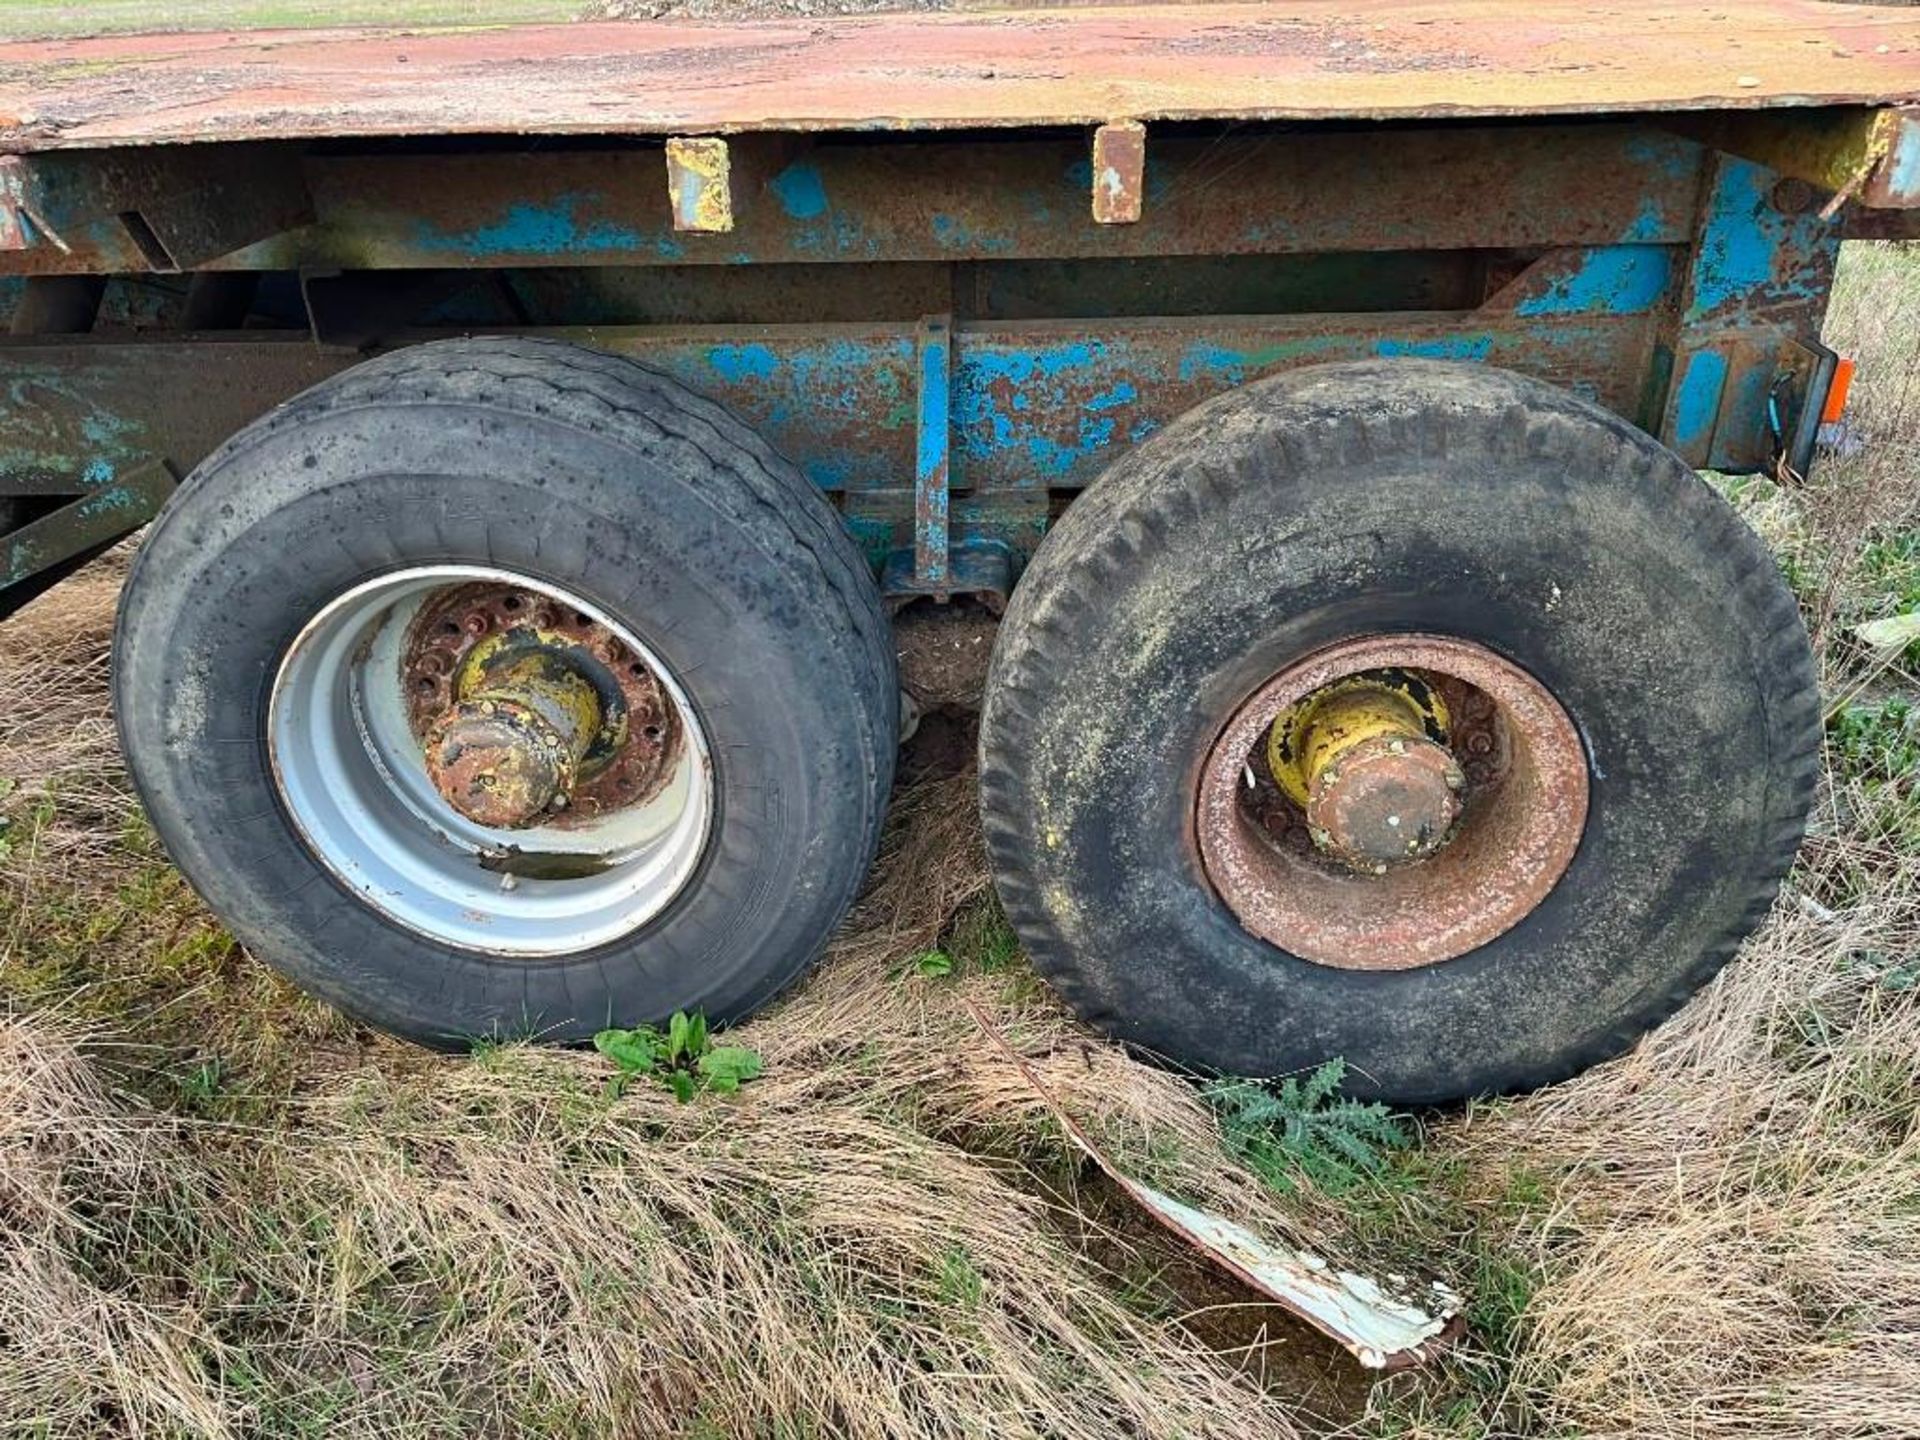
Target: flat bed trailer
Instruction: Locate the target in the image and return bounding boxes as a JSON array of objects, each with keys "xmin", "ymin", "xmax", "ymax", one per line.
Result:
[{"xmin": 1, "ymin": 1, "xmax": 1914, "ymax": 1101}]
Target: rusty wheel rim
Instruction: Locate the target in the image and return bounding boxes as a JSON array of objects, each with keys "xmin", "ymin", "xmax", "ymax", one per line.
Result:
[
  {"xmin": 267, "ymin": 566, "xmax": 713, "ymax": 957},
  {"xmin": 1196, "ymin": 635, "xmax": 1588, "ymax": 971}
]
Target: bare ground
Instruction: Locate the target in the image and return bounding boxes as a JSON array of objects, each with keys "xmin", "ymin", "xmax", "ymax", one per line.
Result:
[{"xmin": 2, "ymin": 246, "xmax": 1918, "ymax": 1438}]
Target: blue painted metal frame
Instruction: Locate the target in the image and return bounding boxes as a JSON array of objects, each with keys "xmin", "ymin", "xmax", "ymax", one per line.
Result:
[
  {"xmin": 0, "ymin": 120, "xmax": 1858, "ymax": 605},
  {"xmin": 1660, "ymin": 154, "xmax": 1842, "ymax": 471},
  {"xmin": 913, "ymin": 314, "xmax": 952, "ymax": 585}
]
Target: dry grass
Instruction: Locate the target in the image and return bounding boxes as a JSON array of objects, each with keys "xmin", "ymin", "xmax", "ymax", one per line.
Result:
[
  {"xmin": 3, "ymin": 244, "xmax": 1919, "ymax": 1439},
  {"xmin": 0, "ymin": 577, "xmax": 1347, "ymax": 1437}
]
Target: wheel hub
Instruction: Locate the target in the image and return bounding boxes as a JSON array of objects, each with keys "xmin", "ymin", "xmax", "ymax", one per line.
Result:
[
  {"xmin": 267, "ymin": 565, "xmax": 714, "ymax": 957},
  {"xmin": 424, "ymin": 632, "xmax": 608, "ymax": 828},
  {"xmin": 403, "ymin": 583, "xmax": 680, "ymax": 829},
  {"xmin": 1197, "ymin": 635, "xmax": 1589, "ymax": 971},
  {"xmin": 1268, "ymin": 674, "xmax": 1465, "ymax": 870}
]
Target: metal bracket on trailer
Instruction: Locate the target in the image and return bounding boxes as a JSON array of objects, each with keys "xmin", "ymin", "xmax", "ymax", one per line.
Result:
[
  {"xmin": 1771, "ymin": 339, "xmax": 1841, "ymax": 483},
  {"xmin": 912, "ymin": 314, "xmax": 952, "ymax": 588},
  {"xmin": 0, "ymin": 147, "xmax": 312, "ymax": 271},
  {"xmin": 1664, "ymin": 104, "xmax": 1920, "ymax": 214},
  {"xmin": 880, "ymin": 315, "xmax": 1020, "ymax": 613},
  {"xmin": 0, "ymin": 459, "xmax": 176, "ymax": 620}
]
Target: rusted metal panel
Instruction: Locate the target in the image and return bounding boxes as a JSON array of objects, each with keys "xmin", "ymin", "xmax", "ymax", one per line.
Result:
[
  {"xmin": 0, "ymin": 307, "xmax": 1660, "ymax": 517},
  {"xmin": 2, "ymin": 3, "xmax": 1918, "ymax": 151},
  {"xmin": 1659, "ymin": 153, "xmax": 1841, "ymax": 471},
  {"xmin": 0, "ymin": 145, "xmax": 310, "ymax": 268},
  {"xmin": 1089, "ymin": 122, "xmax": 1145, "ymax": 226},
  {"xmin": 1845, "ymin": 205, "xmax": 1920, "ymax": 241},
  {"xmin": 70, "ymin": 125, "xmax": 1695, "ymax": 279},
  {"xmin": 1669, "ymin": 104, "xmax": 1920, "ymax": 210},
  {"xmin": 1, "ymin": 458, "xmax": 173, "ymax": 605},
  {"xmin": 1480, "ymin": 245, "xmax": 1679, "ymax": 318},
  {"xmin": 948, "ymin": 315, "xmax": 1658, "ymax": 492},
  {"xmin": 0, "ymin": 336, "xmax": 351, "ymax": 491}
]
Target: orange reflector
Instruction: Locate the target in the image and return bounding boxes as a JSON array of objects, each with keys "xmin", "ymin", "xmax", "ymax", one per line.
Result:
[{"xmin": 1822, "ymin": 357, "xmax": 1855, "ymax": 425}]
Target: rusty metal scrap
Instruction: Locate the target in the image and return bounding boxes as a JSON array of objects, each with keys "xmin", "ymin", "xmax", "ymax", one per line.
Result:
[
  {"xmin": 2, "ymin": 3, "xmax": 1919, "ymax": 151},
  {"xmin": 968, "ymin": 1001, "xmax": 1463, "ymax": 1370}
]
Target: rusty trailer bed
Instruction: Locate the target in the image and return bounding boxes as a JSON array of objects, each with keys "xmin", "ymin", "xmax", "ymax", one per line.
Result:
[
  {"xmin": 1, "ymin": 1, "xmax": 1919, "ymax": 148},
  {"xmin": 0, "ymin": 0, "xmax": 1917, "ymax": 608}
]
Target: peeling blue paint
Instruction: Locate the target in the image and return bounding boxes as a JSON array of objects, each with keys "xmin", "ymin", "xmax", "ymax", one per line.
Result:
[
  {"xmin": 1623, "ymin": 196, "xmax": 1671, "ymax": 244},
  {"xmin": 80, "ymin": 412, "xmax": 132, "ymax": 447},
  {"xmin": 770, "ymin": 163, "xmax": 829, "ymax": 220},
  {"xmin": 76, "ymin": 485, "xmax": 139, "ymax": 518},
  {"xmin": 915, "ymin": 325, "xmax": 952, "ymax": 581},
  {"xmin": 916, "ymin": 338, "xmax": 951, "ymax": 488},
  {"xmin": 1624, "ymin": 132, "xmax": 1702, "ymax": 186},
  {"xmin": 1685, "ymin": 157, "xmax": 1835, "ymax": 320},
  {"xmin": 81, "ymin": 458, "xmax": 114, "ymax": 488},
  {"xmin": 1375, "ymin": 335, "xmax": 1494, "ymax": 361},
  {"xmin": 1513, "ymin": 246, "xmax": 1673, "ymax": 317},
  {"xmin": 956, "ymin": 341, "xmax": 1119, "ymax": 481},
  {"xmin": 1178, "ymin": 344, "xmax": 1248, "ymax": 384},
  {"xmin": 1882, "ymin": 118, "xmax": 1920, "ymax": 205},
  {"xmin": 1671, "ymin": 350, "xmax": 1728, "ymax": 452},
  {"xmin": 805, "ymin": 456, "xmax": 856, "ymax": 490},
  {"xmin": 411, "ymin": 195, "xmax": 676, "ymax": 260},
  {"xmin": 1666, "ymin": 153, "xmax": 1838, "ymax": 468},
  {"xmin": 706, "ymin": 343, "xmax": 781, "ymax": 384},
  {"xmin": 930, "ymin": 213, "xmax": 1015, "ymax": 255}
]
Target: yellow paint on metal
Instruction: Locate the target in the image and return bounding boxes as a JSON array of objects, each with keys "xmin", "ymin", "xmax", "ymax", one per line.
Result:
[
  {"xmin": 1267, "ymin": 674, "xmax": 1450, "ymax": 808},
  {"xmin": 456, "ymin": 630, "xmax": 605, "ymax": 772},
  {"xmin": 665, "ymin": 135, "xmax": 734, "ymax": 234}
]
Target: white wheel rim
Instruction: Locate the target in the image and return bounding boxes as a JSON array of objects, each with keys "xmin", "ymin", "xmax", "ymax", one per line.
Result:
[{"xmin": 267, "ymin": 565, "xmax": 713, "ymax": 957}]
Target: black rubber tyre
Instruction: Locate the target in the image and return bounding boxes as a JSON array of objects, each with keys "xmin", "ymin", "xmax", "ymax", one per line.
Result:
[
  {"xmin": 115, "ymin": 336, "xmax": 896, "ymax": 1047},
  {"xmin": 980, "ymin": 361, "xmax": 1819, "ymax": 1103}
]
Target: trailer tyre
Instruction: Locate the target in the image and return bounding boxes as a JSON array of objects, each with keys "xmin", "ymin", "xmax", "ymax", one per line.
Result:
[
  {"xmin": 980, "ymin": 361, "xmax": 1819, "ymax": 1102},
  {"xmin": 115, "ymin": 337, "xmax": 896, "ymax": 1047}
]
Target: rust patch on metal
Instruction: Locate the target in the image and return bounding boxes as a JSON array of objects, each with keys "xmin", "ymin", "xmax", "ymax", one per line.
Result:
[
  {"xmin": 2, "ymin": 4, "xmax": 1919, "ymax": 151},
  {"xmin": 1197, "ymin": 635, "xmax": 1588, "ymax": 972},
  {"xmin": 426, "ymin": 691, "xmax": 586, "ymax": 831},
  {"xmin": 1090, "ymin": 120, "xmax": 1145, "ymax": 225},
  {"xmin": 665, "ymin": 136, "xmax": 734, "ymax": 234},
  {"xmin": 1306, "ymin": 731, "xmax": 1465, "ymax": 870},
  {"xmin": 404, "ymin": 583, "xmax": 679, "ymax": 829}
]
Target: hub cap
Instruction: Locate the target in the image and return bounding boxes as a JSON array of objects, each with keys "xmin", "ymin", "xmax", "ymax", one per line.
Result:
[
  {"xmin": 267, "ymin": 566, "xmax": 712, "ymax": 957},
  {"xmin": 1197, "ymin": 635, "xmax": 1589, "ymax": 971}
]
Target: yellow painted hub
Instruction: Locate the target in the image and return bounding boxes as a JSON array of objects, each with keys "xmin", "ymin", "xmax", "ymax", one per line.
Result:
[
  {"xmin": 424, "ymin": 630, "xmax": 613, "ymax": 829},
  {"xmin": 1267, "ymin": 671, "xmax": 1464, "ymax": 868},
  {"xmin": 1267, "ymin": 672, "xmax": 1450, "ymax": 807}
]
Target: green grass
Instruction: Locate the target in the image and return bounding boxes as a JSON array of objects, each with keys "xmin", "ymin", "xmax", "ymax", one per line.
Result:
[{"xmin": 0, "ymin": 0, "xmax": 587, "ymax": 39}]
